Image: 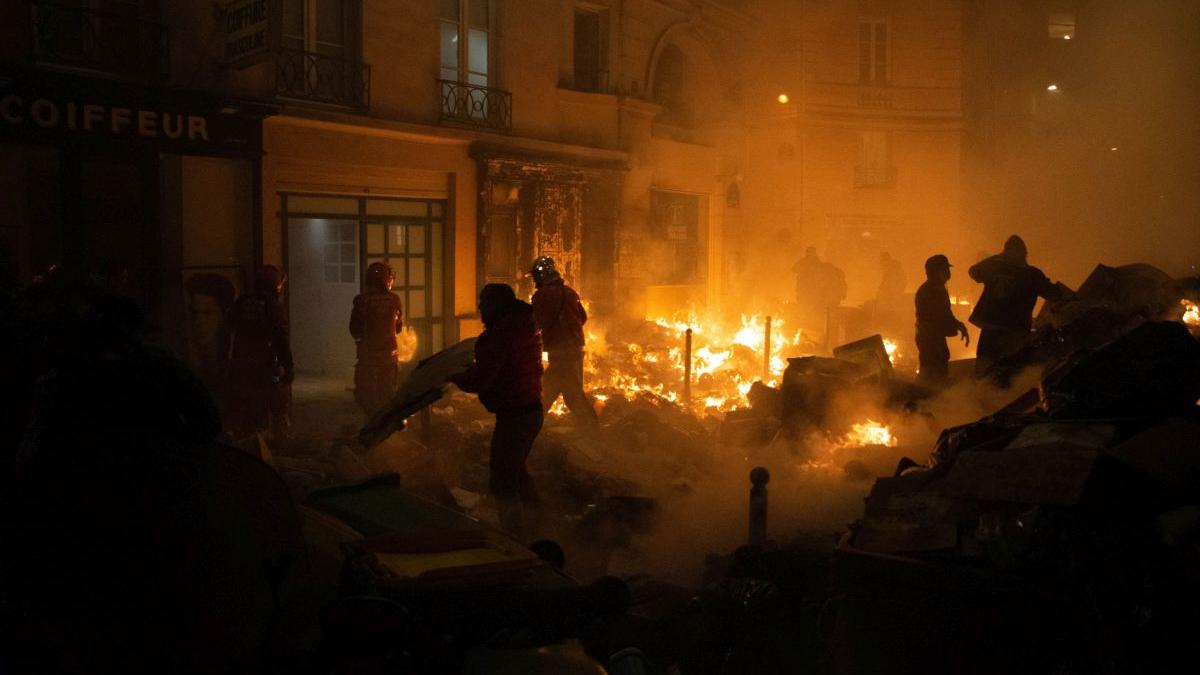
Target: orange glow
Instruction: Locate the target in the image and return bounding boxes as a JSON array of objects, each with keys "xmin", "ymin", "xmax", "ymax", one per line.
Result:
[
  {"xmin": 1182, "ymin": 300, "xmax": 1199, "ymax": 326},
  {"xmin": 776, "ymin": 93, "xmax": 790, "ymax": 104},
  {"xmin": 838, "ymin": 420, "xmax": 897, "ymax": 448}
]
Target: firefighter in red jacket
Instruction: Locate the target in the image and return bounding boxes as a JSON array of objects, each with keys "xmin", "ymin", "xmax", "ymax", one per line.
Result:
[
  {"xmin": 451, "ymin": 283, "xmax": 545, "ymax": 540},
  {"xmin": 350, "ymin": 262, "xmax": 404, "ymax": 415},
  {"xmin": 226, "ymin": 265, "xmax": 293, "ymax": 440},
  {"xmin": 529, "ymin": 256, "xmax": 598, "ymax": 427}
]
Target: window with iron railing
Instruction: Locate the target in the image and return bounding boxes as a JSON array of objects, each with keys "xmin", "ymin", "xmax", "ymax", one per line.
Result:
[
  {"xmin": 856, "ymin": 131, "xmax": 895, "ymax": 187},
  {"xmin": 276, "ymin": 0, "xmax": 369, "ymax": 108},
  {"xmin": 438, "ymin": 0, "xmax": 510, "ymax": 130},
  {"xmin": 29, "ymin": 0, "xmax": 169, "ymax": 81},
  {"xmin": 859, "ymin": 19, "xmax": 888, "ymax": 85}
]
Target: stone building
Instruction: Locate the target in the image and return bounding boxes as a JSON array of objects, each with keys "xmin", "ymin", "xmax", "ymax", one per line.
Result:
[
  {"xmin": 741, "ymin": 0, "xmax": 964, "ymax": 306},
  {"xmin": 1, "ymin": 0, "xmax": 968, "ymax": 381}
]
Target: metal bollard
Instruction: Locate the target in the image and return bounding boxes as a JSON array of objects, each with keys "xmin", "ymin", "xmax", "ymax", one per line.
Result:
[
  {"xmin": 763, "ymin": 315, "xmax": 772, "ymax": 381},
  {"xmin": 749, "ymin": 466, "xmax": 769, "ymax": 546},
  {"xmin": 683, "ymin": 327, "xmax": 693, "ymax": 409}
]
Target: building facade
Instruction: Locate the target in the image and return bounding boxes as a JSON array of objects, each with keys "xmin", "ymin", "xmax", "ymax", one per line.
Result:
[
  {"xmin": 741, "ymin": 0, "xmax": 964, "ymax": 307},
  {"xmin": 1, "ymin": 0, "xmax": 970, "ymax": 381}
]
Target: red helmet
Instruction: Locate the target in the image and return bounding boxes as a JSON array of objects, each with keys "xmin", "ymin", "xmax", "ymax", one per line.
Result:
[
  {"xmin": 366, "ymin": 261, "xmax": 395, "ymax": 290},
  {"xmin": 255, "ymin": 264, "xmax": 286, "ymax": 295}
]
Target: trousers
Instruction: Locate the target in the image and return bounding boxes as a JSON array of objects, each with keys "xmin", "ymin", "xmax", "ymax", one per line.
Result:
[
  {"xmin": 542, "ymin": 349, "xmax": 598, "ymax": 425},
  {"xmin": 490, "ymin": 405, "xmax": 545, "ymax": 539}
]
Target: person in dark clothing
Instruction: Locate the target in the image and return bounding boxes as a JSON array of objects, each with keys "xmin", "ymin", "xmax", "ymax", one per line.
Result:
[
  {"xmin": 226, "ymin": 265, "xmax": 294, "ymax": 440},
  {"xmin": 968, "ymin": 235, "xmax": 1067, "ymax": 376},
  {"xmin": 915, "ymin": 255, "xmax": 969, "ymax": 386},
  {"xmin": 451, "ymin": 283, "xmax": 545, "ymax": 540},
  {"xmin": 350, "ymin": 261, "xmax": 405, "ymax": 416},
  {"xmin": 530, "ymin": 256, "xmax": 599, "ymax": 427},
  {"xmin": 877, "ymin": 251, "xmax": 908, "ymax": 306},
  {"xmin": 793, "ymin": 246, "xmax": 847, "ymax": 331}
]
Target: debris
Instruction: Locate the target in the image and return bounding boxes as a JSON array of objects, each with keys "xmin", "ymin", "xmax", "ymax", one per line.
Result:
[{"xmin": 449, "ymin": 487, "xmax": 483, "ymax": 511}]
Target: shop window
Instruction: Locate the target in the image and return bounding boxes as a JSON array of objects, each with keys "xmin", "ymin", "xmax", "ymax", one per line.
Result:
[
  {"xmin": 650, "ymin": 190, "xmax": 702, "ymax": 285},
  {"xmin": 859, "ymin": 20, "xmax": 888, "ymax": 84},
  {"xmin": 573, "ymin": 7, "xmax": 607, "ymax": 92},
  {"xmin": 441, "ymin": 0, "xmax": 491, "ymax": 86}
]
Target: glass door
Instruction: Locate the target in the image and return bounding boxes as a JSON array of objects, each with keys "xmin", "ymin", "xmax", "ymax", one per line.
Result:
[{"xmin": 363, "ymin": 198, "xmax": 446, "ymax": 357}]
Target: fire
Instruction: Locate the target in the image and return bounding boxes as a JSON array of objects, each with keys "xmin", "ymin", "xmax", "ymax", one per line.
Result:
[
  {"xmin": 882, "ymin": 338, "xmax": 899, "ymax": 364},
  {"xmin": 580, "ymin": 310, "xmax": 807, "ymax": 413},
  {"xmin": 1182, "ymin": 300, "xmax": 1199, "ymax": 326},
  {"xmin": 838, "ymin": 420, "xmax": 897, "ymax": 448}
]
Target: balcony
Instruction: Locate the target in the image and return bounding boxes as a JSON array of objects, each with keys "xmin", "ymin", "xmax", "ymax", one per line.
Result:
[
  {"xmin": 30, "ymin": 0, "xmax": 169, "ymax": 81},
  {"xmin": 855, "ymin": 165, "xmax": 896, "ymax": 188},
  {"xmin": 275, "ymin": 48, "xmax": 370, "ymax": 110},
  {"xmin": 439, "ymin": 80, "xmax": 512, "ymax": 133}
]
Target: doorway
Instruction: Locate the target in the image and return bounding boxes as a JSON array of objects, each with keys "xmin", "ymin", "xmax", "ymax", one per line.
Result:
[{"xmin": 282, "ymin": 193, "xmax": 448, "ymax": 379}]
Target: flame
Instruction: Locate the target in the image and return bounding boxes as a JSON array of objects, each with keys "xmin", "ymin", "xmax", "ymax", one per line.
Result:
[
  {"xmin": 548, "ymin": 397, "xmax": 568, "ymax": 417},
  {"xmin": 580, "ymin": 309, "xmax": 808, "ymax": 412},
  {"xmin": 882, "ymin": 338, "xmax": 899, "ymax": 364},
  {"xmin": 1183, "ymin": 300, "xmax": 1199, "ymax": 326},
  {"xmin": 838, "ymin": 420, "xmax": 897, "ymax": 448}
]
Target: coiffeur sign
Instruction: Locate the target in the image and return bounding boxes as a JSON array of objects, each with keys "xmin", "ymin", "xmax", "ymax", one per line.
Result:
[{"xmin": 0, "ymin": 68, "xmax": 263, "ymax": 157}]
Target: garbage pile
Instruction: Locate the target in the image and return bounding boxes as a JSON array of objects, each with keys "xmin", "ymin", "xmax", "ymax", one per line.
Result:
[{"xmin": 839, "ymin": 320, "xmax": 1200, "ymax": 673}]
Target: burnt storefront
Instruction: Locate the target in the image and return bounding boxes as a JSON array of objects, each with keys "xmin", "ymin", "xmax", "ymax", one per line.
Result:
[
  {"xmin": 473, "ymin": 144, "xmax": 624, "ymax": 313},
  {"xmin": 0, "ymin": 66, "xmax": 268, "ymax": 361}
]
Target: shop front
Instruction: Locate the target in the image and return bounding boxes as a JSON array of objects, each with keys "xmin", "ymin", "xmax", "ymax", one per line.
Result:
[{"xmin": 0, "ymin": 66, "xmax": 268, "ymax": 364}]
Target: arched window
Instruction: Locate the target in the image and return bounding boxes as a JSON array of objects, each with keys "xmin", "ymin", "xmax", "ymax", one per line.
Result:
[{"xmin": 652, "ymin": 44, "xmax": 690, "ymax": 126}]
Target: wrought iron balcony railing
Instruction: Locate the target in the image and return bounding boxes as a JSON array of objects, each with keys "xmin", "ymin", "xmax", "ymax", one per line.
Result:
[
  {"xmin": 30, "ymin": 0, "xmax": 169, "ymax": 81},
  {"xmin": 275, "ymin": 48, "xmax": 370, "ymax": 109},
  {"xmin": 858, "ymin": 86, "xmax": 894, "ymax": 109},
  {"xmin": 855, "ymin": 165, "xmax": 897, "ymax": 188},
  {"xmin": 439, "ymin": 80, "xmax": 512, "ymax": 133}
]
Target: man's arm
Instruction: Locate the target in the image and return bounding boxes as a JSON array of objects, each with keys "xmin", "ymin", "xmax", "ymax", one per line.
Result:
[
  {"xmin": 570, "ymin": 287, "xmax": 587, "ymax": 326},
  {"xmin": 270, "ymin": 301, "xmax": 294, "ymax": 382},
  {"xmin": 450, "ymin": 332, "xmax": 504, "ymax": 394}
]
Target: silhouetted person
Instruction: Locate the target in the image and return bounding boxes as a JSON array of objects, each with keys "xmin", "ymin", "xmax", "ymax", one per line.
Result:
[
  {"xmin": 450, "ymin": 284, "xmax": 545, "ymax": 540},
  {"xmin": 877, "ymin": 251, "xmax": 907, "ymax": 306},
  {"xmin": 793, "ymin": 246, "xmax": 846, "ymax": 329},
  {"xmin": 184, "ymin": 272, "xmax": 236, "ymax": 404},
  {"xmin": 530, "ymin": 256, "xmax": 598, "ymax": 427},
  {"xmin": 226, "ymin": 265, "xmax": 293, "ymax": 440},
  {"xmin": 915, "ymin": 255, "xmax": 969, "ymax": 386},
  {"xmin": 969, "ymin": 235, "xmax": 1066, "ymax": 376},
  {"xmin": 350, "ymin": 261, "xmax": 404, "ymax": 416}
]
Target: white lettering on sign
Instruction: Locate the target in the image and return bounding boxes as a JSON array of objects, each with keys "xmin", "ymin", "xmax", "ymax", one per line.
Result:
[
  {"xmin": 0, "ymin": 97, "xmax": 220, "ymax": 145},
  {"xmin": 224, "ymin": 0, "xmax": 269, "ymax": 64}
]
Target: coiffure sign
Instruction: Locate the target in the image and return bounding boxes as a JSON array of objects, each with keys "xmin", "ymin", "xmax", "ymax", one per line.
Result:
[
  {"xmin": 1, "ymin": 96, "xmax": 213, "ymax": 142},
  {"xmin": 0, "ymin": 69, "xmax": 262, "ymax": 156}
]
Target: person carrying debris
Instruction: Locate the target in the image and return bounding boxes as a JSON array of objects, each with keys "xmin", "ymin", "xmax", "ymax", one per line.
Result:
[
  {"xmin": 968, "ymin": 235, "xmax": 1067, "ymax": 376},
  {"xmin": 530, "ymin": 256, "xmax": 599, "ymax": 427},
  {"xmin": 350, "ymin": 262, "xmax": 405, "ymax": 416},
  {"xmin": 915, "ymin": 254, "xmax": 969, "ymax": 386},
  {"xmin": 226, "ymin": 264, "xmax": 293, "ymax": 441},
  {"xmin": 451, "ymin": 283, "xmax": 545, "ymax": 540}
]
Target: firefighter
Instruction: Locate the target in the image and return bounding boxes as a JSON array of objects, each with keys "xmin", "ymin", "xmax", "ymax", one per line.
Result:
[
  {"xmin": 350, "ymin": 262, "xmax": 405, "ymax": 416},
  {"xmin": 915, "ymin": 254, "xmax": 969, "ymax": 386},
  {"xmin": 968, "ymin": 235, "xmax": 1067, "ymax": 376},
  {"xmin": 529, "ymin": 256, "xmax": 599, "ymax": 427},
  {"xmin": 226, "ymin": 264, "xmax": 293, "ymax": 440},
  {"xmin": 450, "ymin": 283, "xmax": 545, "ymax": 540}
]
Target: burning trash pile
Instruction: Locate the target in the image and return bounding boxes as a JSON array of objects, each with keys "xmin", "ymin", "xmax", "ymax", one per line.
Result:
[{"xmin": 836, "ymin": 317, "xmax": 1200, "ymax": 672}]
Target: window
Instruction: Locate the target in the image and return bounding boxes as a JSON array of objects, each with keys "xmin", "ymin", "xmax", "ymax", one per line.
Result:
[
  {"xmin": 282, "ymin": 0, "xmax": 352, "ymax": 57},
  {"xmin": 364, "ymin": 199, "xmax": 447, "ymax": 355},
  {"xmin": 858, "ymin": 20, "xmax": 888, "ymax": 84},
  {"xmin": 856, "ymin": 131, "xmax": 894, "ymax": 187},
  {"xmin": 324, "ymin": 221, "xmax": 358, "ymax": 283},
  {"xmin": 441, "ymin": 0, "xmax": 491, "ymax": 86},
  {"xmin": 652, "ymin": 44, "xmax": 690, "ymax": 126},
  {"xmin": 279, "ymin": 0, "xmax": 364, "ymax": 105},
  {"xmin": 650, "ymin": 190, "xmax": 702, "ymax": 284},
  {"xmin": 573, "ymin": 7, "xmax": 605, "ymax": 92},
  {"xmin": 1048, "ymin": 13, "xmax": 1076, "ymax": 40}
]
